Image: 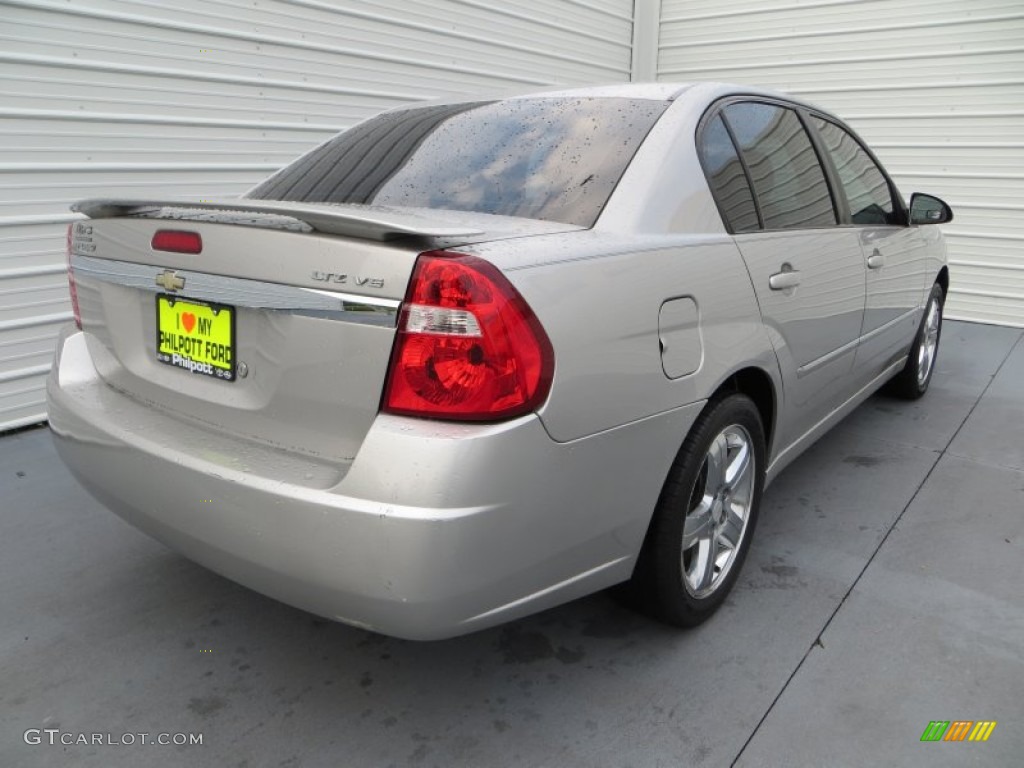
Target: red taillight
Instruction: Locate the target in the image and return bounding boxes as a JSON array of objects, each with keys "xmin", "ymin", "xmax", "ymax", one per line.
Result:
[
  {"xmin": 151, "ymin": 229, "xmax": 202, "ymax": 254},
  {"xmin": 383, "ymin": 250, "xmax": 554, "ymax": 421},
  {"xmin": 66, "ymin": 223, "xmax": 81, "ymax": 329}
]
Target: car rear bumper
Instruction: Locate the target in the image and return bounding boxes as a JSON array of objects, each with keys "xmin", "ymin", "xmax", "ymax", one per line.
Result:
[{"xmin": 47, "ymin": 327, "xmax": 703, "ymax": 639}]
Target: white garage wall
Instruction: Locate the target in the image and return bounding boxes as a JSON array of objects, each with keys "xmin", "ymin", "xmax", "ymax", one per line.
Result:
[
  {"xmin": 658, "ymin": 0, "xmax": 1024, "ymax": 329},
  {"xmin": 0, "ymin": 0, "xmax": 634, "ymax": 431}
]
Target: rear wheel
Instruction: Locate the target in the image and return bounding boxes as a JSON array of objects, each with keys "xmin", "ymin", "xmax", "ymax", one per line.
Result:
[
  {"xmin": 887, "ymin": 282, "xmax": 944, "ymax": 399},
  {"xmin": 625, "ymin": 393, "xmax": 765, "ymax": 627}
]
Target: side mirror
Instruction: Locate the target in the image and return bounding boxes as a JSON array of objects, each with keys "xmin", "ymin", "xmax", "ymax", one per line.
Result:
[{"xmin": 909, "ymin": 193, "xmax": 953, "ymax": 225}]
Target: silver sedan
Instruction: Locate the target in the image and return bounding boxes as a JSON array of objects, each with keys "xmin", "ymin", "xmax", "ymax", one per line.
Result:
[{"xmin": 47, "ymin": 83, "xmax": 950, "ymax": 639}]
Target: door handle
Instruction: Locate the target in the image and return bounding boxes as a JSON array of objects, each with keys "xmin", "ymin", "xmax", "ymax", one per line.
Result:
[
  {"xmin": 768, "ymin": 265, "xmax": 801, "ymax": 291},
  {"xmin": 867, "ymin": 249, "xmax": 885, "ymax": 269}
]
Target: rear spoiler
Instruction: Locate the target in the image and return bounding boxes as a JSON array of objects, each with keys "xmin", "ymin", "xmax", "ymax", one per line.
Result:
[{"xmin": 71, "ymin": 198, "xmax": 485, "ymax": 242}]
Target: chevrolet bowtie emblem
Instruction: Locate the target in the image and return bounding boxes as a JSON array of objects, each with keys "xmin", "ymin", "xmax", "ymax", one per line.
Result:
[{"xmin": 155, "ymin": 270, "xmax": 186, "ymax": 292}]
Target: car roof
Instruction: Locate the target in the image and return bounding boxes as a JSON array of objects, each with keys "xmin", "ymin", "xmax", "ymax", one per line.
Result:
[
  {"xmin": 500, "ymin": 82, "xmax": 824, "ymax": 110},
  {"xmin": 506, "ymin": 83, "xmax": 696, "ymax": 101},
  {"xmin": 514, "ymin": 82, "xmax": 829, "ymax": 113},
  {"xmin": 378, "ymin": 82, "xmax": 827, "ymax": 119}
]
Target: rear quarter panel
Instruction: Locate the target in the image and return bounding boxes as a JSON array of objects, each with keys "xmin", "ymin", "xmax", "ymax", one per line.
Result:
[{"xmin": 466, "ymin": 230, "xmax": 780, "ymax": 447}]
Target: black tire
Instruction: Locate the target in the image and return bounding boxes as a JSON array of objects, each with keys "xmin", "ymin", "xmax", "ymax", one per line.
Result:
[
  {"xmin": 887, "ymin": 282, "xmax": 944, "ymax": 400},
  {"xmin": 623, "ymin": 393, "xmax": 766, "ymax": 627}
]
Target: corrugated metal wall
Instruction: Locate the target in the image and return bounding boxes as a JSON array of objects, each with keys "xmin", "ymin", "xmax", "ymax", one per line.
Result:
[
  {"xmin": 658, "ymin": 0, "xmax": 1024, "ymax": 329},
  {"xmin": 0, "ymin": 0, "xmax": 634, "ymax": 431}
]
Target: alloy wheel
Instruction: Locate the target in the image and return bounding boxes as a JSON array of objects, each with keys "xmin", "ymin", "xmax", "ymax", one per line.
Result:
[
  {"xmin": 681, "ymin": 424, "xmax": 756, "ymax": 598},
  {"xmin": 917, "ymin": 298, "xmax": 941, "ymax": 386}
]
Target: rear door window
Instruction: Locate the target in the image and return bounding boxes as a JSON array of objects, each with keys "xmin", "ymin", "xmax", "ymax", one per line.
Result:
[
  {"xmin": 698, "ymin": 114, "xmax": 761, "ymax": 233},
  {"xmin": 722, "ymin": 103, "xmax": 837, "ymax": 230}
]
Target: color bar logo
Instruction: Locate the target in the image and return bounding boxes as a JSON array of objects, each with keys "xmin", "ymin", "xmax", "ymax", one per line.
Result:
[{"xmin": 920, "ymin": 721, "xmax": 997, "ymax": 742}]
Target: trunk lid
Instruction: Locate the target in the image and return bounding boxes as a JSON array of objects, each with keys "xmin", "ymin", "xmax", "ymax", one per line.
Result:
[{"xmin": 69, "ymin": 198, "xmax": 578, "ymax": 463}]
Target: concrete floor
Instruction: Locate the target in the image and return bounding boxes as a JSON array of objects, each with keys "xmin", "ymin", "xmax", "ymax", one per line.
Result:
[{"xmin": 1, "ymin": 320, "xmax": 1021, "ymax": 767}]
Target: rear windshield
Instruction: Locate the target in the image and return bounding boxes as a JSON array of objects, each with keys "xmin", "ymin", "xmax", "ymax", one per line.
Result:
[{"xmin": 247, "ymin": 97, "xmax": 670, "ymax": 228}]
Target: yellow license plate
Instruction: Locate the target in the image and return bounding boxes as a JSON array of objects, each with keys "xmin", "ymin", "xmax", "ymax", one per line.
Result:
[{"xmin": 156, "ymin": 295, "xmax": 235, "ymax": 381}]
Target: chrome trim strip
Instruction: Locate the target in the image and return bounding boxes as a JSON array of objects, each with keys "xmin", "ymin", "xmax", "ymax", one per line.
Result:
[
  {"xmin": 71, "ymin": 255, "xmax": 399, "ymax": 327},
  {"xmin": 861, "ymin": 307, "xmax": 919, "ymax": 343},
  {"xmin": 797, "ymin": 307, "xmax": 918, "ymax": 378},
  {"xmin": 796, "ymin": 335, "xmax": 859, "ymax": 379}
]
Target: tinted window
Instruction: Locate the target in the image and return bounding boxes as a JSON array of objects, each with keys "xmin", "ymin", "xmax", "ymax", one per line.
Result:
[
  {"xmin": 248, "ymin": 97, "xmax": 670, "ymax": 228},
  {"xmin": 723, "ymin": 103, "xmax": 836, "ymax": 230},
  {"xmin": 812, "ymin": 117, "xmax": 898, "ymax": 225},
  {"xmin": 699, "ymin": 115, "xmax": 760, "ymax": 233}
]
